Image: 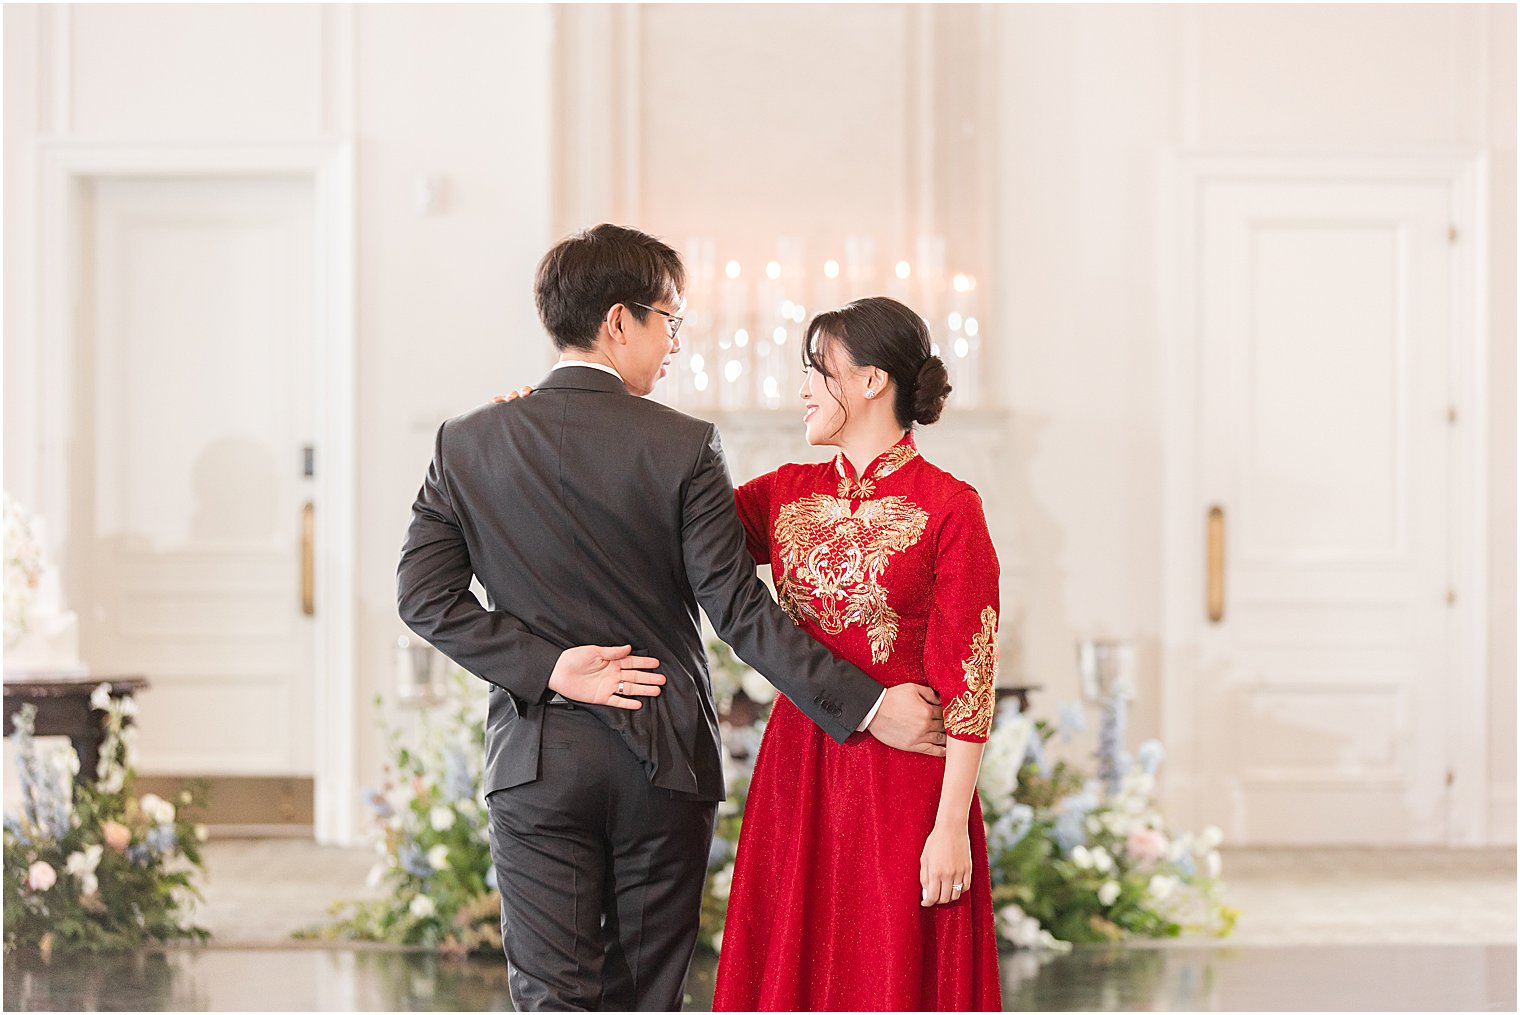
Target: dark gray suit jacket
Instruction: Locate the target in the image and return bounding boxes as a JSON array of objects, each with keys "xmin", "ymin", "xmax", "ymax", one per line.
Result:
[{"xmin": 396, "ymin": 365, "xmax": 883, "ymax": 800}]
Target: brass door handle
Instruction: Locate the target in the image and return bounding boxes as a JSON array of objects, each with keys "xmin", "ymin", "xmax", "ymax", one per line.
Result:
[
  {"xmin": 1206, "ymin": 505, "xmax": 1225, "ymax": 623},
  {"xmin": 301, "ymin": 501, "xmax": 315, "ymax": 616}
]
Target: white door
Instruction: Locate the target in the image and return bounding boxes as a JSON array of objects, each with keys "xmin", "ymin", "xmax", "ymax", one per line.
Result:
[
  {"xmin": 1191, "ymin": 174, "xmax": 1456, "ymax": 844},
  {"xmin": 71, "ymin": 176, "xmax": 316, "ymax": 779}
]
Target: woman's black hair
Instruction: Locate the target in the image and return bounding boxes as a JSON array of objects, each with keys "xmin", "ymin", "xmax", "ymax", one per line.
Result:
[{"xmin": 802, "ymin": 296, "xmax": 952, "ymax": 435}]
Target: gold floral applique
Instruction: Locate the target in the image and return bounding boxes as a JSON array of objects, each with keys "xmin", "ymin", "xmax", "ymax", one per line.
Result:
[
  {"xmin": 773, "ymin": 493, "xmax": 929, "ymax": 664},
  {"xmin": 943, "ymin": 607, "xmax": 999, "ymax": 739},
  {"xmin": 835, "ymin": 442, "xmax": 919, "ymax": 501}
]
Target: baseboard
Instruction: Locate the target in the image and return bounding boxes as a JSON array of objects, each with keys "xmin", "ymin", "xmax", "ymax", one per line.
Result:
[
  {"xmin": 1488, "ymin": 784, "xmax": 1517, "ymax": 846},
  {"xmin": 134, "ymin": 774, "xmax": 315, "ymax": 828}
]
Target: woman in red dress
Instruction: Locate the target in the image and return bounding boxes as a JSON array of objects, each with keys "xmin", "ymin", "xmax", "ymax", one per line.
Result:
[{"xmin": 712, "ymin": 297, "xmax": 1002, "ymax": 1012}]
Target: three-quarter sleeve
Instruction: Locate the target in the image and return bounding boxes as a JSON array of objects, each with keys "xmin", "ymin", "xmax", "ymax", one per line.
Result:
[
  {"xmin": 733, "ymin": 469, "xmax": 777, "ymax": 566},
  {"xmin": 924, "ymin": 487, "xmax": 1001, "ymax": 743}
]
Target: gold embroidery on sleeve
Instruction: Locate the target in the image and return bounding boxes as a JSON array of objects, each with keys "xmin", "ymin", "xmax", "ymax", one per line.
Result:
[
  {"xmin": 772, "ymin": 493, "xmax": 928, "ymax": 663},
  {"xmin": 943, "ymin": 607, "xmax": 999, "ymax": 739}
]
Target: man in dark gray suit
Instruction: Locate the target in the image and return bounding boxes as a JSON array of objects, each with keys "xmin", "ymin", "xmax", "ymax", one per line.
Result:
[{"xmin": 397, "ymin": 224, "xmax": 945, "ymax": 1011}]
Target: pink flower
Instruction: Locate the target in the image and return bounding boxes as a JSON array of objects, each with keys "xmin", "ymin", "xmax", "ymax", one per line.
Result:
[
  {"xmin": 26, "ymin": 861, "xmax": 56, "ymax": 892},
  {"xmin": 1125, "ymin": 827, "xmax": 1169, "ymax": 867},
  {"xmin": 102, "ymin": 821, "xmax": 131, "ymax": 853}
]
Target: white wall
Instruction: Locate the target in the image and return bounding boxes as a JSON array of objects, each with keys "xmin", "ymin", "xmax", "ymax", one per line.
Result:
[
  {"xmin": 991, "ymin": 4, "xmax": 1515, "ymax": 842},
  {"xmin": 4, "ymin": 3, "xmax": 1513, "ymax": 843}
]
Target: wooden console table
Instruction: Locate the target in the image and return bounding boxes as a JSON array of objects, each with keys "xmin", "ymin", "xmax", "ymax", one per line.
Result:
[{"xmin": 3, "ymin": 674, "xmax": 148, "ymax": 782}]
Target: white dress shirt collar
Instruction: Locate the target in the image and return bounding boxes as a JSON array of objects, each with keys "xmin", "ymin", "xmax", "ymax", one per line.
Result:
[{"xmin": 552, "ymin": 359, "xmax": 624, "ymax": 382}]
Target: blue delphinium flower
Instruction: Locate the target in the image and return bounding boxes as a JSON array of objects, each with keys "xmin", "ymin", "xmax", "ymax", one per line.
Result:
[
  {"xmin": 989, "ymin": 802, "xmax": 1037, "ymax": 855},
  {"xmin": 1056, "ymin": 701, "xmax": 1086, "ymax": 743},
  {"xmin": 1136, "ymin": 739, "xmax": 1165, "ymax": 777},
  {"xmin": 1052, "ymin": 787, "xmax": 1100, "ymax": 854},
  {"xmin": 1024, "ymin": 729, "xmax": 1049, "ymax": 776},
  {"xmin": 362, "ymin": 786, "xmax": 393, "ymax": 818},
  {"xmin": 443, "ymin": 745, "xmax": 474, "ymax": 802},
  {"xmin": 1176, "ymin": 846, "xmax": 1197, "ymax": 877},
  {"xmin": 126, "ymin": 843, "xmax": 152, "ymax": 866},
  {"xmin": 398, "ymin": 843, "xmax": 430, "ymax": 878},
  {"xmin": 1097, "ymin": 692, "xmax": 1128, "ymax": 796},
  {"xmin": 146, "ymin": 823, "xmax": 177, "ymax": 854}
]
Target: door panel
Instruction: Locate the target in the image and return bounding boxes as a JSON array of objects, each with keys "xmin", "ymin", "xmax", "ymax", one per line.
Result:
[
  {"xmin": 1195, "ymin": 176, "xmax": 1452, "ymax": 844},
  {"xmin": 74, "ymin": 176, "xmax": 315, "ymax": 777}
]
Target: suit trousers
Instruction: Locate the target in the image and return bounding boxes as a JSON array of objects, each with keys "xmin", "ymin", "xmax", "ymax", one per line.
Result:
[{"xmin": 486, "ymin": 704, "xmax": 718, "ymax": 1012}]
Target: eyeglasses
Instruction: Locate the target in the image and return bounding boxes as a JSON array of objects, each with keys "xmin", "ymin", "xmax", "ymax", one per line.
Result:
[{"xmin": 627, "ymin": 301, "xmax": 684, "ymax": 339}]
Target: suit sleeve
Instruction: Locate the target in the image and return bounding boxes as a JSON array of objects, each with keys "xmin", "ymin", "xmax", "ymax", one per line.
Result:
[
  {"xmin": 683, "ymin": 425, "xmax": 881, "ymax": 743},
  {"xmin": 396, "ymin": 421, "xmax": 563, "ymax": 705},
  {"xmin": 733, "ymin": 470, "xmax": 777, "ymax": 565},
  {"xmin": 924, "ymin": 487, "xmax": 1001, "ymax": 743}
]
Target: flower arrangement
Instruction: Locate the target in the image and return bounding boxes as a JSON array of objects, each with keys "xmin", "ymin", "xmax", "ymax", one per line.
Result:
[
  {"xmin": 4, "ymin": 493, "xmax": 44, "ymax": 648},
  {"xmin": 3, "ymin": 687, "xmax": 210, "ymax": 954},
  {"xmin": 300, "ymin": 666, "xmax": 499, "ymax": 956},
  {"xmin": 979, "ymin": 693, "xmax": 1238, "ymax": 949}
]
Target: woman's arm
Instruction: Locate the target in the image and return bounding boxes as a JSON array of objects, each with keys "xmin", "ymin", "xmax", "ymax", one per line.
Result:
[
  {"xmin": 919, "ymin": 486, "xmax": 1001, "ymax": 906},
  {"xmin": 921, "ymin": 739, "xmax": 987, "ymax": 906}
]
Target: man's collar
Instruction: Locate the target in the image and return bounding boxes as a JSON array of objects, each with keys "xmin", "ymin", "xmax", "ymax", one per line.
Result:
[
  {"xmin": 551, "ymin": 359, "xmax": 624, "ymax": 382},
  {"xmin": 537, "ymin": 362, "xmax": 630, "ymax": 394}
]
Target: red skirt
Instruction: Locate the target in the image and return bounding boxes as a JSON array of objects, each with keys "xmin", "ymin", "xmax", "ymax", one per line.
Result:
[{"xmin": 712, "ymin": 693, "xmax": 1003, "ymax": 1012}]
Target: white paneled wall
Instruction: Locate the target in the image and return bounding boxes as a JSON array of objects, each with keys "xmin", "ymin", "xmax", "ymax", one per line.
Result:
[{"xmin": 3, "ymin": 4, "xmax": 1512, "ymax": 843}]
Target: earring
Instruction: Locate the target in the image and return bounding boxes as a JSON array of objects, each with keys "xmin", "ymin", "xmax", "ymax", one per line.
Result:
[{"xmin": 865, "ymin": 388, "xmax": 875, "ymax": 399}]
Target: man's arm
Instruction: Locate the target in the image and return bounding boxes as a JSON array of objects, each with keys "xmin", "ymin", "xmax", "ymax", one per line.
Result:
[
  {"xmin": 681, "ymin": 424, "xmax": 891, "ymax": 743},
  {"xmin": 398, "ymin": 421, "xmax": 667, "ymax": 711}
]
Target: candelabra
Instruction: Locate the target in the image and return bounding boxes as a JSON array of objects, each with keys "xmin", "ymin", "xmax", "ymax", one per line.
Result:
[{"xmin": 666, "ymin": 235, "xmax": 986, "ymax": 413}]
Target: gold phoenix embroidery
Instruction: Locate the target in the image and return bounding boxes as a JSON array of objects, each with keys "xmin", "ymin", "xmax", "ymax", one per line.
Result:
[
  {"xmin": 943, "ymin": 607, "xmax": 999, "ymax": 739},
  {"xmin": 773, "ymin": 493, "xmax": 929, "ymax": 664},
  {"xmin": 836, "ymin": 442, "xmax": 919, "ymax": 500}
]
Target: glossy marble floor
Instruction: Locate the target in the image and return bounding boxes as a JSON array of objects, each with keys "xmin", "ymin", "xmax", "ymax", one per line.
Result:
[
  {"xmin": 4, "ymin": 942, "xmax": 1514, "ymax": 1011},
  {"xmin": 3, "ymin": 841, "xmax": 1514, "ymax": 1011}
]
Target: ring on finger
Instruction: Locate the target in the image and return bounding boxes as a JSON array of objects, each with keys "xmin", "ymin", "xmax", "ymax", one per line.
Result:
[{"xmin": 617, "ymin": 681, "xmax": 625, "ymax": 695}]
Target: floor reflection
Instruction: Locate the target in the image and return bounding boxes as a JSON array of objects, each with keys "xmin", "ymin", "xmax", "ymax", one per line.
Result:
[{"xmin": 4, "ymin": 942, "xmax": 1514, "ymax": 1011}]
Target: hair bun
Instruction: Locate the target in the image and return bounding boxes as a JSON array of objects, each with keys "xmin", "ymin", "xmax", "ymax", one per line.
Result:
[{"xmin": 912, "ymin": 355, "xmax": 951, "ymax": 425}]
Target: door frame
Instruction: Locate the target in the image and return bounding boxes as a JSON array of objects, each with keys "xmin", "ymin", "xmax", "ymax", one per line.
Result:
[
  {"xmin": 1158, "ymin": 150, "xmax": 1490, "ymax": 845},
  {"xmin": 33, "ymin": 141, "xmax": 359, "ymax": 845}
]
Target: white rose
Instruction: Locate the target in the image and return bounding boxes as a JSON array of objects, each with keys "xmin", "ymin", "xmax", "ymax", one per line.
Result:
[
  {"xmin": 1148, "ymin": 874, "xmax": 1178, "ymax": 901},
  {"xmin": 139, "ymin": 793, "xmax": 175, "ymax": 825},
  {"xmin": 194, "ymin": 824, "xmax": 209, "ymax": 843},
  {"xmin": 738, "ymin": 668, "xmax": 776, "ymax": 704},
  {"xmin": 1097, "ymin": 880, "xmax": 1120, "ymax": 907},
  {"xmin": 710, "ymin": 863, "xmax": 734, "ymax": 901},
  {"xmin": 1018, "ymin": 916, "xmax": 1042, "ymax": 948},
  {"xmin": 426, "ymin": 844, "xmax": 450, "ymax": 870},
  {"xmin": 408, "ymin": 894, "xmax": 435, "ymax": 919},
  {"xmin": 89, "ymin": 683, "xmax": 113, "ymax": 712},
  {"xmin": 1070, "ymin": 845, "xmax": 1092, "ymax": 869},
  {"xmin": 429, "ymin": 805, "xmax": 455, "ymax": 832},
  {"xmin": 1197, "ymin": 825, "xmax": 1223, "ymax": 852},
  {"xmin": 996, "ymin": 903, "xmax": 1027, "ymax": 941},
  {"xmin": 1090, "ymin": 847, "xmax": 1114, "ymax": 873},
  {"xmin": 26, "ymin": 861, "xmax": 56, "ymax": 892}
]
